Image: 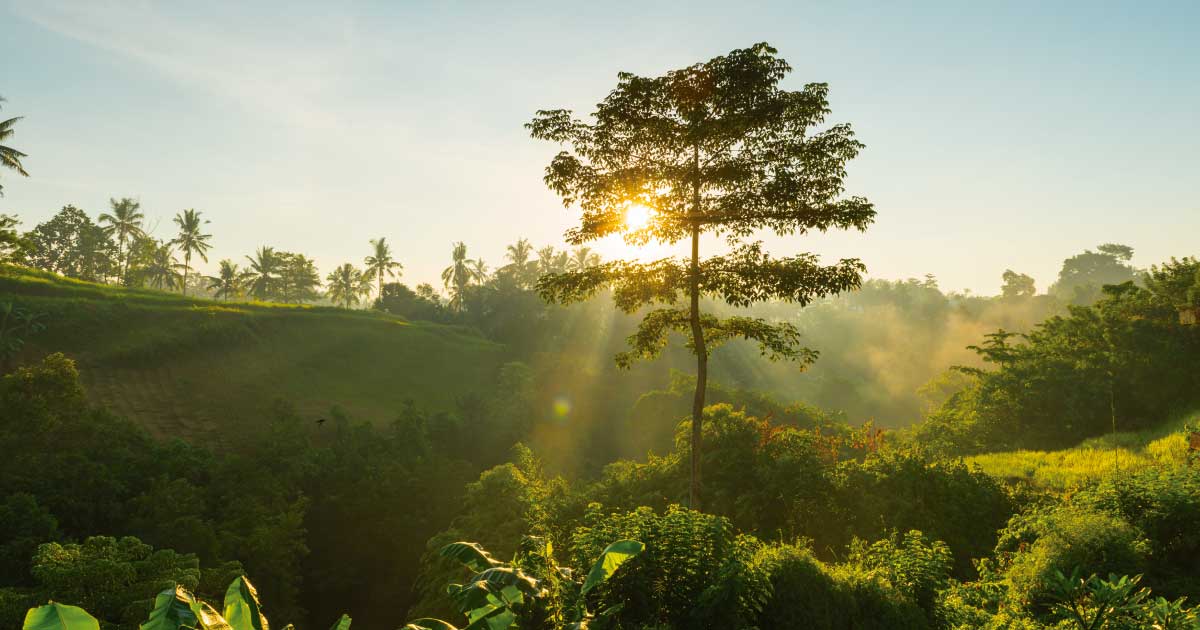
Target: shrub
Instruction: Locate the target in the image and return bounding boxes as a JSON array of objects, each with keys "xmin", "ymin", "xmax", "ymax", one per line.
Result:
[
  {"xmin": 1003, "ymin": 508, "xmax": 1149, "ymax": 610},
  {"xmin": 752, "ymin": 543, "xmax": 928, "ymax": 630}
]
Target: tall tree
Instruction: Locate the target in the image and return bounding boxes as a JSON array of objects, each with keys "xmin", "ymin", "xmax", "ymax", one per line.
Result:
[
  {"xmin": 276, "ymin": 251, "xmax": 322, "ymax": 303},
  {"xmin": 363, "ymin": 237, "xmax": 402, "ymax": 302},
  {"xmin": 97, "ymin": 197, "xmax": 145, "ymax": 285},
  {"xmin": 502, "ymin": 238, "xmax": 538, "ymax": 288},
  {"xmin": 568, "ymin": 246, "xmax": 601, "ymax": 272},
  {"xmin": 24, "ymin": 206, "xmax": 117, "ymax": 281},
  {"xmin": 1001, "ymin": 269, "xmax": 1036, "ymax": 299},
  {"xmin": 0, "ymin": 97, "xmax": 29, "ymax": 196},
  {"xmin": 536, "ymin": 245, "xmax": 568, "ymax": 276},
  {"xmin": 326, "ymin": 263, "xmax": 369, "ymax": 308},
  {"xmin": 1051, "ymin": 243, "xmax": 1137, "ymax": 305},
  {"xmin": 529, "ymin": 43, "xmax": 874, "ymax": 507},
  {"xmin": 244, "ymin": 246, "xmax": 279, "ymax": 301},
  {"xmin": 441, "ymin": 242, "xmax": 476, "ymax": 312},
  {"xmin": 142, "ymin": 240, "xmax": 180, "ymax": 290},
  {"xmin": 470, "ymin": 257, "xmax": 490, "ymax": 283},
  {"xmin": 207, "ymin": 259, "xmax": 244, "ymax": 301},
  {"xmin": 170, "ymin": 209, "xmax": 212, "ymax": 297}
]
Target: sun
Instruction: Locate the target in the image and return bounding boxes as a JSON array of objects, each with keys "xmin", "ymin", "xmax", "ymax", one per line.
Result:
[{"xmin": 624, "ymin": 203, "xmax": 653, "ymax": 231}]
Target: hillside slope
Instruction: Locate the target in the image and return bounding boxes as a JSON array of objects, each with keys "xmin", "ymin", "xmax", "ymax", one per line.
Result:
[
  {"xmin": 965, "ymin": 411, "xmax": 1197, "ymax": 490},
  {"xmin": 0, "ymin": 266, "xmax": 505, "ymax": 443}
]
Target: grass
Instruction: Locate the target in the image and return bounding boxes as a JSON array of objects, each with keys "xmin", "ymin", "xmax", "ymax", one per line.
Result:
[
  {"xmin": 964, "ymin": 412, "xmax": 1196, "ymax": 491},
  {"xmin": 0, "ymin": 265, "xmax": 505, "ymax": 444}
]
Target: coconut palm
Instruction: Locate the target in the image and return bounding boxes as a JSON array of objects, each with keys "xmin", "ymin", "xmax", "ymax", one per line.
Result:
[
  {"xmin": 143, "ymin": 240, "xmax": 181, "ymax": 290},
  {"xmin": 98, "ymin": 197, "xmax": 145, "ymax": 284},
  {"xmin": 441, "ymin": 242, "xmax": 477, "ymax": 312},
  {"xmin": 363, "ymin": 237, "xmax": 402, "ymax": 301},
  {"xmin": 470, "ymin": 258, "xmax": 490, "ymax": 283},
  {"xmin": 537, "ymin": 245, "xmax": 569, "ymax": 276},
  {"xmin": 170, "ymin": 209, "xmax": 212, "ymax": 297},
  {"xmin": 0, "ymin": 97, "xmax": 30, "ymax": 197},
  {"xmin": 568, "ymin": 246, "xmax": 601, "ymax": 272},
  {"xmin": 326, "ymin": 263, "xmax": 370, "ymax": 308},
  {"xmin": 244, "ymin": 246, "xmax": 278, "ymax": 300},
  {"xmin": 207, "ymin": 259, "xmax": 244, "ymax": 301},
  {"xmin": 503, "ymin": 237, "xmax": 538, "ymax": 288}
]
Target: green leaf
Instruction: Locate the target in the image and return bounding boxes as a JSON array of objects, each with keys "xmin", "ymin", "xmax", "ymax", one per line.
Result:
[
  {"xmin": 581, "ymin": 540, "xmax": 644, "ymax": 595},
  {"xmin": 440, "ymin": 542, "xmax": 500, "ymax": 573},
  {"xmin": 188, "ymin": 601, "xmax": 233, "ymax": 630},
  {"xmin": 462, "ymin": 606, "xmax": 514, "ymax": 630},
  {"xmin": 140, "ymin": 587, "xmax": 199, "ymax": 630},
  {"xmin": 402, "ymin": 619, "xmax": 460, "ymax": 630},
  {"xmin": 23, "ymin": 603, "xmax": 100, "ymax": 630},
  {"xmin": 328, "ymin": 614, "xmax": 352, "ymax": 630},
  {"xmin": 223, "ymin": 576, "xmax": 269, "ymax": 630}
]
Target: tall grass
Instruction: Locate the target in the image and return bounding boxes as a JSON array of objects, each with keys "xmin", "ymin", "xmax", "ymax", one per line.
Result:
[{"xmin": 965, "ymin": 412, "xmax": 1195, "ymax": 491}]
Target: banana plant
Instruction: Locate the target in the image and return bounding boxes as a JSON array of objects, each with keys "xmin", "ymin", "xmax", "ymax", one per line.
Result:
[
  {"xmin": 22, "ymin": 576, "xmax": 352, "ymax": 630},
  {"xmin": 22, "ymin": 603, "xmax": 100, "ymax": 630},
  {"xmin": 402, "ymin": 537, "xmax": 644, "ymax": 630}
]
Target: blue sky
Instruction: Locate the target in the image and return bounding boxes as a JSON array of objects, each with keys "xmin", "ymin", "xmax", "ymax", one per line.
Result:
[{"xmin": 1, "ymin": 1, "xmax": 1197, "ymax": 295}]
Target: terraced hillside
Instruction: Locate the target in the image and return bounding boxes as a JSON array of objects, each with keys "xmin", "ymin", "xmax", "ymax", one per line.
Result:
[{"xmin": 0, "ymin": 266, "xmax": 504, "ymax": 443}]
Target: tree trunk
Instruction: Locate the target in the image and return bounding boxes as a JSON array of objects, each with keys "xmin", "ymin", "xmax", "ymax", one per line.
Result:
[
  {"xmin": 182, "ymin": 252, "xmax": 190, "ymax": 297},
  {"xmin": 688, "ymin": 144, "xmax": 707, "ymax": 511}
]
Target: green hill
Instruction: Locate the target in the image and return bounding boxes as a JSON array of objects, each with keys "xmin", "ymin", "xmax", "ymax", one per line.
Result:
[
  {"xmin": 964, "ymin": 411, "xmax": 1197, "ymax": 490},
  {"xmin": 0, "ymin": 266, "xmax": 504, "ymax": 443}
]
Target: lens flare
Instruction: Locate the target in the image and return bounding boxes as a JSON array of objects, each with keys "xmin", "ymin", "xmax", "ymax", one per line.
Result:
[{"xmin": 552, "ymin": 396, "xmax": 571, "ymax": 420}]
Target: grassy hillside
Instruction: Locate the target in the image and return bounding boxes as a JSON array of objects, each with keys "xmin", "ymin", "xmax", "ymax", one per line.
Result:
[
  {"xmin": 0, "ymin": 266, "xmax": 504, "ymax": 443},
  {"xmin": 964, "ymin": 411, "xmax": 1197, "ymax": 490}
]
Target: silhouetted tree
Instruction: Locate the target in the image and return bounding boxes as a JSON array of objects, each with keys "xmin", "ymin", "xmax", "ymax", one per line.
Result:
[
  {"xmin": 0, "ymin": 97, "xmax": 29, "ymax": 196},
  {"xmin": 208, "ymin": 259, "xmax": 244, "ymax": 301},
  {"xmin": 1001, "ymin": 270, "xmax": 1036, "ymax": 299},
  {"xmin": 244, "ymin": 246, "xmax": 279, "ymax": 301},
  {"xmin": 170, "ymin": 209, "xmax": 211, "ymax": 297},
  {"xmin": 502, "ymin": 238, "xmax": 538, "ymax": 288},
  {"xmin": 529, "ymin": 42, "xmax": 874, "ymax": 507},
  {"xmin": 326, "ymin": 263, "xmax": 369, "ymax": 308},
  {"xmin": 441, "ymin": 242, "xmax": 477, "ymax": 312},
  {"xmin": 568, "ymin": 246, "xmax": 601, "ymax": 272},
  {"xmin": 364, "ymin": 237, "xmax": 402, "ymax": 302},
  {"xmin": 142, "ymin": 240, "xmax": 180, "ymax": 290},
  {"xmin": 25, "ymin": 206, "xmax": 117, "ymax": 281},
  {"xmin": 98, "ymin": 197, "xmax": 145, "ymax": 285}
]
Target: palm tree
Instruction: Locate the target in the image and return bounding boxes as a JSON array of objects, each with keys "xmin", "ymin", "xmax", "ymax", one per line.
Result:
[
  {"xmin": 363, "ymin": 237, "xmax": 402, "ymax": 302},
  {"xmin": 170, "ymin": 209, "xmax": 212, "ymax": 297},
  {"xmin": 98, "ymin": 197, "xmax": 145, "ymax": 285},
  {"xmin": 503, "ymin": 238, "xmax": 537, "ymax": 288},
  {"xmin": 143, "ymin": 240, "xmax": 181, "ymax": 290},
  {"xmin": 470, "ymin": 258, "xmax": 490, "ymax": 283},
  {"xmin": 326, "ymin": 263, "xmax": 369, "ymax": 308},
  {"xmin": 537, "ymin": 245, "xmax": 569, "ymax": 276},
  {"xmin": 441, "ymin": 242, "xmax": 476, "ymax": 312},
  {"xmin": 244, "ymin": 246, "xmax": 278, "ymax": 300},
  {"xmin": 568, "ymin": 246, "xmax": 601, "ymax": 272},
  {"xmin": 0, "ymin": 97, "xmax": 30, "ymax": 197},
  {"xmin": 207, "ymin": 259, "xmax": 243, "ymax": 301}
]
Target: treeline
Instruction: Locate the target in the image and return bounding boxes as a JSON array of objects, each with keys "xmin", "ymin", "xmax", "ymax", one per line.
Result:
[
  {"xmin": 917, "ymin": 256, "xmax": 1200, "ymax": 453},
  {"xmin": 0, "ymin": 204, "xmax": 604, "ymax": 309}
]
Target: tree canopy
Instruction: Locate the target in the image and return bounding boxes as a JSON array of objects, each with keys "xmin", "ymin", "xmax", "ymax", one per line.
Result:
[{"xmin": 528, "ymin": 42, "xmax": 874, "ymax": 507}]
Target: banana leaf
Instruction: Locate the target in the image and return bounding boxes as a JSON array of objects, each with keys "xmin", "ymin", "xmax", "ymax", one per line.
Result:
[
  {"xmin": 223, "ymin": 576, "xmax": 269, "ymax": 630},
  {"xmin": 22, "ymin": 603, "xmax": 100, "ymax": 630}
]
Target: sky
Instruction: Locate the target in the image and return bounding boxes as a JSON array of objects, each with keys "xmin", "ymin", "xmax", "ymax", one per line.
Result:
[{"xmin": 1, "ymin": 0, "xmax": 1197, "ymax": 295}]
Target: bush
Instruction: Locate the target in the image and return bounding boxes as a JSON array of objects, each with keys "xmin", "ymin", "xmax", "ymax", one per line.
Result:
[
  {"xmin": 1003, "ymin": 508, "xmax": 1149, "ymax": 610},
  {"xmin": 1073, "ymin": 467, "xmax": 1200, "ymax": 599},
  {"xmin": 752, "ymin": 543, "xmax": 928, "ymax": 630},
  {"xmin": 569, "ymin": 504, "xmax": 769, "ymax": 629}
]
